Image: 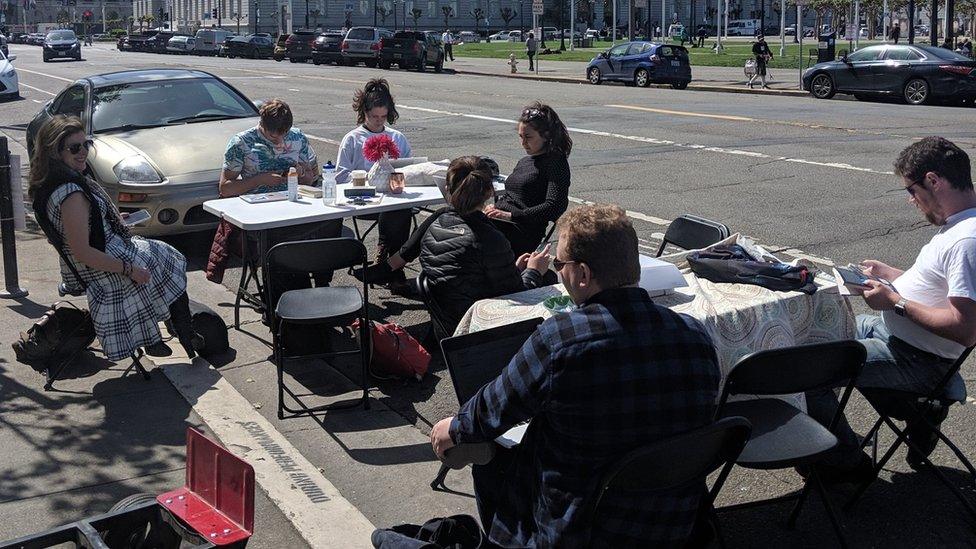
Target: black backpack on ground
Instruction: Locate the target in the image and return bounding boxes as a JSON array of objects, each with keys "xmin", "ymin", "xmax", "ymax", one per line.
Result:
[
  {"xmin": 12, "ymin": 302, "xmax": 96, "ymax": 372},
  {"xmin": 189, "ymin": 299, "xmax": 229, "ymax": 360},
  {"xmin": 371, "ymin": 514, "xmax": 484, "ymax": 549}
]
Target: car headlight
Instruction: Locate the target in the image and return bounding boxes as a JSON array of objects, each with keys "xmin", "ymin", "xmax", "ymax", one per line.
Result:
[
  {"xmin": 0, "ymin": 68, "xmax": 13, "ymax": 78},
  {"xmin": 114, "ymin": 156, "xmax": 162, "ymax": 184},
  {"xmin": 71, "ymin": 43, "xmax": 79, "ymax": 48}
]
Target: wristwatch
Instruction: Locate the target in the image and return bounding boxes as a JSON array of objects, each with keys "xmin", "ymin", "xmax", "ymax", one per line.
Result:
[{"xmin": 894, "ymin": 297, "xmax": 909, "ymax": 317}]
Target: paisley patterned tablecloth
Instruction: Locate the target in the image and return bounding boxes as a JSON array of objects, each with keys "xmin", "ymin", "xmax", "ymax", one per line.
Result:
[{"xmin": 455, "ymin": 272, "xmax": 856, "ymax": 377}]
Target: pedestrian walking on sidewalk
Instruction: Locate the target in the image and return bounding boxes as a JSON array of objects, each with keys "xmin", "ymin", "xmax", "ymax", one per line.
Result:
[
  {"xmin": 525, "ymin": 32, "xmax": 537, "ymax": 71},
  {"xmin": 85, "ymin": 33, "xmax": 93, "ymax": 46},
  {"xmin": 442, "ymin": 29, "xmax": 455, "ymax": 61},
  {"xmin": 696, "ymin": 25, "xmax": 707, "ymax": 48},
  {"xmin": 748, "ymin": 34, "xmax": 772, "ymax": 89},
  {"xmin": 889, "ymin": 24, "xmax": 901, "ymax": 44}
]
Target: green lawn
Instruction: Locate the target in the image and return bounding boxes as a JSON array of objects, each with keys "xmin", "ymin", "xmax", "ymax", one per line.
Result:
[{"xmin": 454, "ymin": 39, "xmax": 879, "ymax": 70}]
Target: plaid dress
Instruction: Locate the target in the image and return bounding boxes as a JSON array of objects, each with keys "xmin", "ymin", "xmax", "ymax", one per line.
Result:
[{"xmin": 47, "ymin": 183, "xmax": 187, "ymax": 361}]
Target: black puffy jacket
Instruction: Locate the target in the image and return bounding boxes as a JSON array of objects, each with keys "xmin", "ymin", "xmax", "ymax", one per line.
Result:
[{"xmin": 420, "ymin": 209, "xmax": 542, "ymax": 332}]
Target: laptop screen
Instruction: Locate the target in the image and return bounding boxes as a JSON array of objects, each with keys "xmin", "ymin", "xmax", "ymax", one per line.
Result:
[{"xmin": 440, "ymin": 317, "xmax": 544, "ymax": 406}]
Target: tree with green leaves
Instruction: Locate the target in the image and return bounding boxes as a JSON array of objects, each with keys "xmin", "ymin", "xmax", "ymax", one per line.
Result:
[
  {"xmin": 411, "ymin": 7, "xmax": 422, "ymax": 28},
  {"xmin": 377, "ymin": 5, "xmax": 391, "ymax": 23},
  {"xmin": 500, "ymin": 6, "xmax": 517, "ymax": 29},
  {"xmin": 472, "ymin": 7, "xmax": 484, "ymax": 33},
  {"xmin": 442, "ymin": 5, "xmax": 454, "ymax": 30}
]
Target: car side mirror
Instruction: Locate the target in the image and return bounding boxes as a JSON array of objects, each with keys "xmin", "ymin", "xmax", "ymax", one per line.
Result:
[
  {"xmin": 7, "ymin": 54, "xmax": 15, "ymax": 61},
  {"xmin": 599, "ymin": 51, "xmax": 608, "ymax": 58}
]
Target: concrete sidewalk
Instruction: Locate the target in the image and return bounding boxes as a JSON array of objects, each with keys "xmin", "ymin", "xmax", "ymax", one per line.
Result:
[{"xmin": 448, "ymin": 56, "xmax": 810, "ymax": 96}]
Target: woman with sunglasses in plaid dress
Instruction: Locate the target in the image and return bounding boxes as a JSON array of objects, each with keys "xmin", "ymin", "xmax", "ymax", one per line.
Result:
[
  {"xmin": 485, "ymin": 102, "xmax": 572, "ymax": 256},
  {"xmin": 29, "ymin": 115, "xmax": 203, "ymax": 362}
]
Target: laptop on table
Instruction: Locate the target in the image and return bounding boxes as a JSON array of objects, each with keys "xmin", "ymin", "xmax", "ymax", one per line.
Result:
[{"xmin": 439, "ymin": 317, "xmax": 544, "ymax": 449}]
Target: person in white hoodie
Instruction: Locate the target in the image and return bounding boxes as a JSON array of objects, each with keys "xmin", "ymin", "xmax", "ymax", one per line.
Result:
[{"xmin": 336, "ymin": 78, "xmax": 414, "ymax": 293}]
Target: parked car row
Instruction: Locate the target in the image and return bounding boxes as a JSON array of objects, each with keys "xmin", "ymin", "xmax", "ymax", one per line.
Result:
[{"xmin": 119, "ymin": 25, "xmax": 448, "ymax": 72}]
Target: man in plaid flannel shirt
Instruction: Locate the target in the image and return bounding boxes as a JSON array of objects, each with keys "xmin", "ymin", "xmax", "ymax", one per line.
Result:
[{"xmin": 431, "ymin": 204, "xmax": 721, "ymax": 547}]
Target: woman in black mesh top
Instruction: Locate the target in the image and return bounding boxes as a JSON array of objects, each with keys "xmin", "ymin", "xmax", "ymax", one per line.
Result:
[{"xmin": 485, "ymin": 102, "xmax": 572, "ymax": 256}]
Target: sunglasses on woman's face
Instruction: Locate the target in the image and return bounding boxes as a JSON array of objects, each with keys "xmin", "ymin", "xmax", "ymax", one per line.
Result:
[
  {"xmin": 522, "ymin": 108, "xmax": 544, "ymax": 120},
  {"xmin": 65, "ymin": 139, "xmax": 94, "ymax": 155}
]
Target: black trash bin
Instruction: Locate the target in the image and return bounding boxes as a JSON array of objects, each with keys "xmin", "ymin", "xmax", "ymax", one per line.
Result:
[{"xmin": 817, "ymin": 31, "xmax": 836, "ymax": 63}]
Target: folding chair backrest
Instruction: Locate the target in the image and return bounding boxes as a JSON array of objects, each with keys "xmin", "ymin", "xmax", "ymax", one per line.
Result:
[
  {"xmin": 416, "ymin": 271, "xmax": 453, "ymax": 341},
  {"xmin": 927, "ymin": 345, "xmax": 975, "ymax": 400},
  {"xmin": 588, "ymin": 417, "xmax": 752, "ymax": 517},
  {"xmin": 656, "ymin": 214, "xmax": 731, "ymax": 257},
  {"xmin": 720, "ymin": 340, "xmax": 866, "ymax": 403},
  {"xmin": 266, "ymin": 237, "xmax": 367, "ymax": 276}
]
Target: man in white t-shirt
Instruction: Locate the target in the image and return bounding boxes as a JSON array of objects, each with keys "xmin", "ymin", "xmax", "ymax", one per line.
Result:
[
  {"xmin": 808, "ymin": 136, "xmax": 976, "ymax": 480},
  {"xmin": 442, "ymin": 29, "xmax": 455, "ymax": 61}
]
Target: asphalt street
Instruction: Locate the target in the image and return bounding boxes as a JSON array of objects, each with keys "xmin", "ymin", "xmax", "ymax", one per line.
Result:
[{"xmin": 4, "ymin": 43, "xmax": 976, "ymax": 547}]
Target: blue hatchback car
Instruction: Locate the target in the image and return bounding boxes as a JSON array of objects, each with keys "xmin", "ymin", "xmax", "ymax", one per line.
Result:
[{"xmin": 586, "ymin": 41, "xmax": 692, "ymax": 88}]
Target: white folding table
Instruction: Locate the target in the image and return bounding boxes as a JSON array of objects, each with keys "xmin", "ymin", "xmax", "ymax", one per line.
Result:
[{"xmin": 203, "ymin": 184, "xmax": 452, "ymax": 329}]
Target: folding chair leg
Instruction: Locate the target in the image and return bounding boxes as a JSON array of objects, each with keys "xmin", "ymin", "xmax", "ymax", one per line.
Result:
[
  {"xmin": 813, "ymin": 474, "xmax": 849, "ymax": 549},
  {"xmin": 709, "ymin": 506, "xmax": 727, "ymax": 549},
  {"xmin": 430, "ymin": 463, "xmax": 450, "ymax": 490},
  {"xmin": 934, "ymin": 429, "xmax": 976, "ymax": 481},
  {"xmin": 786, "ymin": 476, "xmax": 814, "ymax": 528},
  {"xmin": 845, "ymin": 420, "xmax": 905, "ymax": 511}
]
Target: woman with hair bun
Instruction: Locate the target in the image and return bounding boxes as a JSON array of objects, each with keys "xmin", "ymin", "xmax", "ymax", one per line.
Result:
[
  {"xmin": 336, "ymin": 78, "xmax": 414, "ymax": 292},
  {"xmin": 419, "ymin": 156, "xmax": 550, "ymax": 334},
  {"xmin": 485, "ymin": 101, "xmax": 572, "ymax": 256}
]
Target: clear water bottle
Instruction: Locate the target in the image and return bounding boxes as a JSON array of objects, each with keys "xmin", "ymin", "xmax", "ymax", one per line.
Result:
[
  {"xmin": 322, "ymin": 162, "xmax": 337, "ymax": 206},
  {"xmin": 287, "ymin": 167, "xmax": 298, "ymax": 201}
]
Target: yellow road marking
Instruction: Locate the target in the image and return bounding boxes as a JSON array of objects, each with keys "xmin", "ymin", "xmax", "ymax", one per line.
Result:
[{"xmin": 607, "ymin": 104, "xmax": 755, "ymax": 122}]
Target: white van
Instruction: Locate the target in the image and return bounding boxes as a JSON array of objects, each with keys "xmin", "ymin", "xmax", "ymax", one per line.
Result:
[
  {"xmin": 726, "ymin": 19, "xmax": 761, "ymax": 36},
  {"xmin": 193, "ymin": 29, "xmax": 234, "ymax": 55}
]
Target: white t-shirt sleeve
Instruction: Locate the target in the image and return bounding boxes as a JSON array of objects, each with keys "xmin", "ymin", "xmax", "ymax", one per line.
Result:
[
  {"xmin": 946, "ymin": 237, "xmax": 976, "ymax": 301},
  {"xmin": 397, "ymin": 133, "xmax": 412, "ymax": 159},
  {"xmin": 335, "ymin": 132, "xmax": 359, "ymax": 184}
]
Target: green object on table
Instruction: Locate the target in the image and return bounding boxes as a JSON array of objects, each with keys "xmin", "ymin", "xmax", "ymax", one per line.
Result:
[{"xmin": 542, "ymin": 295, "xmax": 576, "ymax": 314}]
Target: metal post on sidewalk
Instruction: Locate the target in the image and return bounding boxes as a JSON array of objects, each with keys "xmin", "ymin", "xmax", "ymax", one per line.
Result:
[{"xmin": 0, "ymin": 137, "xmax": 28, "ymax": 299}]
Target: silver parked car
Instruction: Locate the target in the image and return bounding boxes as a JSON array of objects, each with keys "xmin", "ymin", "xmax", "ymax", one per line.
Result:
[
  {"xmin": 26, "ymin": 69, "xmax": 260, "ymax": 236},
  {"xmin": 340, "ymin": 26, "xmax": 393, "ymax": 67},
  {"xmin": 166, "ymin": 35, "xmax": 196, "ymax": 54}
]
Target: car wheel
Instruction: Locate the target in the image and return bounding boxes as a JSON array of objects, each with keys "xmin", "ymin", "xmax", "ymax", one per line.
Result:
[
  {"xmin": 379, "ymin": 60, "xmax": 391, "ymax": 69},
  {"xmin": 416, "ymin": 54, "xmax": 426, "ymax": 72},
  {"xmin": 289, "ymin": 57, "xmax": 299, "ymax": 63},
  {"xmin": 634, "ymin": 68, "xmax": 650, "ymax": 87},
  {"xmin": 42, "ymin": 54, "xmax": 50, "ymax": 62},
  {"xmin": 671, "ymin": 80, "xmax": 689, "ymax": 90},
  {"xmin": 810, "ymin": 73, "xmax": 836, "ymax": 99},
  {"xmin": 904, "ymin": 78, "xmax": 929, "ymax": 105},
  {"xmin": 588, "ymin": 66, "xmax": 602, "ymax": 84},
  {"xmin": 365, "ymin": 59, "xmax": 378, "ymax": 68},
  {"xmin": 435, "ymin": 56, "xmax": 444, "ymax": 72},
  {"xmin": 250, "ymin": 47, "xmax": 258, "ymax": 59},
  {"xmin": 313, "ymin": 57, "xmax": 322, "ymax": 65}
]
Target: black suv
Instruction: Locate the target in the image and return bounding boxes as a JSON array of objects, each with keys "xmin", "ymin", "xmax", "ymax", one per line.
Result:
[
  {"xmin": 311, "ymin": 32, "xmax": 344, "ymax": 65},
  {"xmin": 285, "ymin": 29, "xmax": 319, "ymax": 62},
  {"xmin": 43, "ymin": 30, "xmax": 81, "ymax": 62}
]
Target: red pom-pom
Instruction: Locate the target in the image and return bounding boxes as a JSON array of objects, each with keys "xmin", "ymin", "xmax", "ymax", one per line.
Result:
[{"xmin": 362, "ymin": 134, "xmax": 401, "ymax": 162}]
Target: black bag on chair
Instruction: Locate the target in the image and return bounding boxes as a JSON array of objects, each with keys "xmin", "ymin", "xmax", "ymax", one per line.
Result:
[
  {"xmin": 688, "ymin": 244, "xmax": 818, "ymax": 295},
  {"xmin": 12, "ymin": 302, "xmax": 96, "ymax": 372},
  {"xmin": 189, "ymin": 300, "xmax": 229, "ymax": 359}
]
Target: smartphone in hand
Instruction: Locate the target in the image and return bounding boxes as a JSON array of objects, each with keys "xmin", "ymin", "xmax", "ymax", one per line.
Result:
[{"xmin": 123, "ymin": 209, "xmax": 151, "ymax": 227}]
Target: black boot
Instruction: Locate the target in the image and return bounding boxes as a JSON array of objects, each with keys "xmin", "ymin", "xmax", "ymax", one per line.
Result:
[
  {"xmin": 352, "ymin": 261, "xmax": 398, "ymax": 285},
  {"xmin": 169, "ymin": 292, "xmax": 204, "ymax": 359}
]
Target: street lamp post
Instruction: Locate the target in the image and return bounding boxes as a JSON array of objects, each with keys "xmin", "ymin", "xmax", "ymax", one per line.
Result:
[
  {"xmin": 254, "ymin": 2, "xmax": 259, "ymax": 34},
  {"xmin": 373, "ymin": 0, "xmax": 377, "ymax": 25}
]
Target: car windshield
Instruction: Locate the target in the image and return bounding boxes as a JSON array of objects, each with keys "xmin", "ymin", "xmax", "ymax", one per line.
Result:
[
  {"xmin": 47, "ymin": 31, "xmax": 76, "ymax": 40},
  {"xmin": 91, "ymin": 78, "xmax": 257, "ymax": 133},
  {"xmin": 394, "ymin": 31, "xmax": 423, "ymax": 39},
  {"xmin": 347, "ymin": 28, "xmax": 373, "ymax": 40}
]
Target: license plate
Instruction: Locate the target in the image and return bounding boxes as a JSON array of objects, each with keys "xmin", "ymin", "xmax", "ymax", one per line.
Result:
[
  {"xmin": 671, "ymin": 60, "xmax": 680, "ymax": 66},
  {"xmin": 393, "ymin": 53, "xmax": 401, "ymax": 58}
]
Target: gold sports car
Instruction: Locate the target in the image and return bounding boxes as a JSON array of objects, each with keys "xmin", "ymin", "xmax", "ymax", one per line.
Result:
[{"xmin": 27, "ymin": 68, "xmax": 261, "ymax": 236}]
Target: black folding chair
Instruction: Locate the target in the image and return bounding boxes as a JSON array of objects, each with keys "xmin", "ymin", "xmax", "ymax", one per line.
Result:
[
  {"xmin": 655, "ymin": 214, "xmax": 731, "ymax": 257},
  {"xmin": 585, "ymin": 417, "xmax": 753, "ymax": 547},
  {"xmin": 266, "ymin": 237, "xmax": 371, "ymax": 419},
  {"xmin": 413, "ymin": 271, "xmax": 454, "ymax": 346},
  {"xmin": 716, "ymin": 340, "xmax": 866, "ymax": 548},
  {"xmin": 846, "ymin": 345, "xmax": 976, "ymax": 520}
]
